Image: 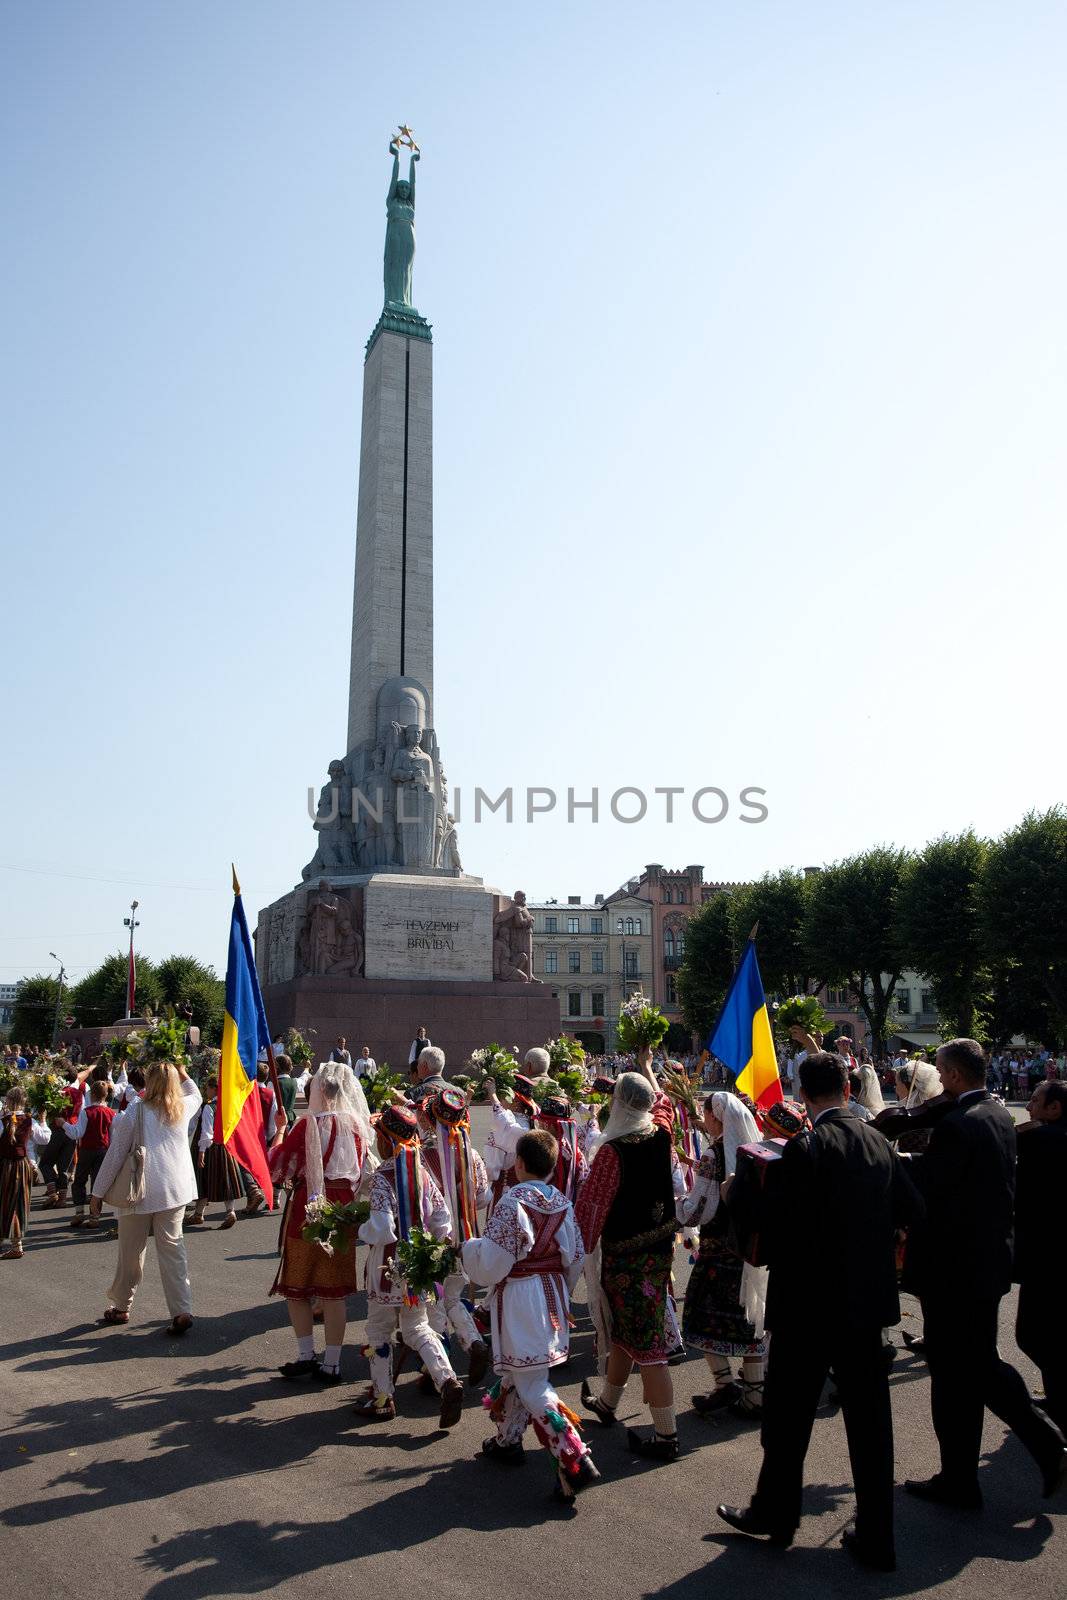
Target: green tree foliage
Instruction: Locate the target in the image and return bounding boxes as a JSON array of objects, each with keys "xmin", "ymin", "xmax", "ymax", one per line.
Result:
[
  {"xmin": 980, "ymin": 808, "xmax": 1067, "ymax": 1046},
  {"xmin": 896, "ymin": 831, "xmax": 990, "ymax": 1040},
  {"xmin": 72, "ymin": 952, "xmax": 161, "ymax": 1027},
  {"xmin": 663, "ymin": 1022, "xmax": 693, "ymax": 1057},
  {"xmin": 155, "ymin": 955, "xmax": 225, "ymax": 1044},
  {"xmin": 804, "ymin": 848, "xmax": 912, "ymax": 1058},
  {"xmin": 9, "ymin": 975, "xmax": 65, "ymax": 1047},
  {"xmin": 677, "ymin": 892, "xmax": 738, "ymax": 1042},
  {"xmin": 728, "ymin": 869, "xmax": 811, "ymax": 998}
]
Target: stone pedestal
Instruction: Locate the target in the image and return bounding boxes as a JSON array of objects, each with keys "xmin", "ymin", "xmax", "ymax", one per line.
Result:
[{"xmin": 258, "ymin": 975, "xmax": 562, "ymax": 1078}]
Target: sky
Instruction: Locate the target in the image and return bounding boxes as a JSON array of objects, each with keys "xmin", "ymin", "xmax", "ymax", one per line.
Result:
[{"xmin": 2, "ymin": 1, "xmax": 1065, "ymax": 987}]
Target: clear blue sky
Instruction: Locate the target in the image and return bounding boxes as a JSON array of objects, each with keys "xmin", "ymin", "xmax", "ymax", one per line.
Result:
[{"xmin": 3, "ymin": 1, "xmax": 1065, "ymax": 986}]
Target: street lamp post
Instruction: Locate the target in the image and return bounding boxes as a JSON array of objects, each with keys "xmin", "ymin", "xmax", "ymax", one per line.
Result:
[
  {"xmin": 49, "ymin": 952, "xmax": 66, "ymax": 1049},
  {"xmin": 123, "ymin": 900, "xmax": 140, "ymax": 1020}
]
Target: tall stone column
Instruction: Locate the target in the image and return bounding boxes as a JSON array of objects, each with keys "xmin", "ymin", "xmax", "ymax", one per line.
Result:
[{"xmin": 347, "ymin": 310, "xmax": 434, "ymax": 754}]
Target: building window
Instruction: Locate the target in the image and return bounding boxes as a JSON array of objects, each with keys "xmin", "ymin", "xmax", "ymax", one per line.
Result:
[
  {"xmin": 634, "ymin": 917, "xmax": 642, "ymax": 934},
  {"xmin": 591, "ymin": 991, "xmax": 605, "ymax": 1016},
  {"xmin": 625, "ymin": 917, "xmax": 635, "ymax": 935},
  {"xmin": 624, "ymin": 950, "xmax": 639, "ymax": 978},
  {"xmin": 616, "ymin": 918, "xmax": 624, "ymax": 933},
  {"xmin": 664, "ymin": 929, "xmax": 675, "ymax": 959},
  {"xmin": 676, "ymin": 933, "xmax": 684, "ymax": 960},
  {"xmin": 544, "ymin": 915, "xmax": 557, "ymax": 934},
  {"xmin": 921, "ymin": 989, "xmax": 936, "ymax": 1013},
  {"xmin": 544, "ymin": 950, "xmax": 558, "ymax": 974},
  {"xmin": 591, "ymin": 949, "xmax": 604, "ymax": 973},
  {"xmin": 568, "ymin": 950, "xmax": 581, "ymax": 973},
  {"xmin": 590, "ymin": 916, "xmax": 603, "ymax": 934},
  {"xmin": 567, "ymin": 915, "xmax": 580, "ymax": 934},
  {"xmin": 677, "ymin": 890, "xmax": 687, "ymax": 904},
  {"xmin": 665, "ymin": 974, "xmax": 677, "ymax": 1004},
  {"xmin": 568, "ymin": 991, "xmax": 582, "ymax": 1017},
  {"xmin": 664, "ymin": 890, "xmax": 672, "ymax": 904},
  {"xmin": 895, "ymin": 989, "xmax": 911, "ymax": 1014}
]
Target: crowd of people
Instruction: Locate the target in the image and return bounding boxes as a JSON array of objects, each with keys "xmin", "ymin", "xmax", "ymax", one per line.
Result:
[{"xmin": 0, "ymin": 1028, "xmax": 1064, "ymax": 1566}]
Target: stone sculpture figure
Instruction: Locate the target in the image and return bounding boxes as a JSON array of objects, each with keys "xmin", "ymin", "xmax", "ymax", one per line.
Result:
[
  {"xmin": 384, "ymin": 138, "xmax": 419, "ymax": 308},
  {"xmin": 298, "ymin": 881, "xmax": 364, "ymax": 977},
  {"xmin": 390, "ymin": 722, "xmax": 437, "ymax": 871},
  {"xmin": 493, "ymin": 890, "xmax": 538, "ymax": 982}
]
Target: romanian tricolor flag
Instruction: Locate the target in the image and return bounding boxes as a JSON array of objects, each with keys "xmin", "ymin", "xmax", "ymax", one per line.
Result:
[
  {"xmin": 217, "ymin": 868, "xmax": 274, "ymax": 1208},
  {"xmin": 708, "ymin": 939, "xmax": 783, "ymax": 1111}
]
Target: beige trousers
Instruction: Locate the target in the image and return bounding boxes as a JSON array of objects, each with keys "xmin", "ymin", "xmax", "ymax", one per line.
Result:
[{"xmin": 108, "ymin": 1205, "xmax": 192, "ymax": 1317}]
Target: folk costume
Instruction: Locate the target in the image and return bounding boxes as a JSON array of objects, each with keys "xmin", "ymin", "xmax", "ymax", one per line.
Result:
[
  {"xmin": 0, "ymin": 1105, "xmax": 33, "ymax": 1258},
  {"xmin": 576, "ymin": 1072, "xmax": 681, "ymax": 1460},
  {"xmin": 463, "ymin": 1177, "xmax": 599, "ymax": 1500},
  {"xmin": 679, "ymin": 1093, "xmax": 769, "ymax": 1419},
  {"xmin": 483, "ymin": 1074, "xmax": 538, "ymax": 1216},
  {"xmin": 420, "ymin": 1087, "xmax": 491, "ymax": 1380},
  {"xmin": 355, "ymin": 1100, "xmax": 463, "ymax": 1426},
  {"xmin": 190, "ymin": 1096, "xmax": 245, "ymax": 1228},
  {"xmin": 269, "ymin": 1064, "xmax": 372, "ymax": 1379},
  {"xmin": 534, "ymin": 1093, "xmax": 589, "ymax": 1204},
  {"xmin": 63, "ymin": 1098, "xmax": 116, "ymax": 1224}
]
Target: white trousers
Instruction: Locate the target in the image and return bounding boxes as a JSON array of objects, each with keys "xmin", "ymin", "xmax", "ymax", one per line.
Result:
[
  {"xmin": 364, "ymin": 1298, "xmax": 455, "ymax": 1399},
  {"xmin": 494, "ymin": 1365, "xmax": 588, "ymax": 1468},
  {"xmin": 108, "ymin": 1206, "xmax": 192, "ymax": 1317},
  {"xmin": 427, "ymin": 1270, "xmax": 481, "ymax": 1352}
]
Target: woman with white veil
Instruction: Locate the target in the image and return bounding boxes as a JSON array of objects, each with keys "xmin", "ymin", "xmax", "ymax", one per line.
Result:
[
  {"xmin": 269, "ymin": 1061, "xmax": 373, "ymax": 1382},
  {"xmin": 677, "ymin": 1091, "xmax": 769, "ymax": 1420}
]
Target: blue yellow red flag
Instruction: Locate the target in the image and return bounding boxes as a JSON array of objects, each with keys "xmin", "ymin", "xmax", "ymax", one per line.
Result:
[
  {"xmin": 707, "ymin": 940, "xmax": 783, "ymax": 1110},
  {"xmin": 217, "ymin": 866, "xmax": 274, "ymax": 1207}
]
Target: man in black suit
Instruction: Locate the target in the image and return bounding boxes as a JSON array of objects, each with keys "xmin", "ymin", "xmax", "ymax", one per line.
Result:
[
  {"xmin": 1014, "ymin": 1079, "xmax": 1067, "ymax": 1437},
  {"xmin": 717, "ymin": 1052, "xmax": 923, "ymax": 1572},
  {"xmin": 905, "ymin": 1038, "xmax": 1065, "ymax": 1509}
]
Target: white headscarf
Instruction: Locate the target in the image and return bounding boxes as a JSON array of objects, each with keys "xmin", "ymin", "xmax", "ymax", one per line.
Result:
[
  {"xmin": 710, "ymin": 1091, "xmax": 761, "ymax": 1176},
  {"xmin": 597, "ymin": 1071, "xmax": 655, "ymax": 1146},
  {"xmin": 903, "ymin": 1061, "xmax": 941, "ymax": 1109},
  {"xmin": 709, "ymin": 1089, "xmax": 768, "ymax": 1340},
  {"xmin": 855, "ymin": 1062, "xmax": 885, "ymax": 1115},
  {"xmin": 304, "ymin": 1062, "xmax": 372, "ymax": 1200}
]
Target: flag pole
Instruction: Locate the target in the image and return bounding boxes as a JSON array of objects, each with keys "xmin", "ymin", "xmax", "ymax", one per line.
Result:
[{"xmin": 232, "ymin": 863, "xmax": 287, "ymax": 1143}]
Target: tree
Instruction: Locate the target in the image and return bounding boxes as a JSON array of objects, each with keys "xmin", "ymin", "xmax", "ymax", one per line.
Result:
[
  {"xmin": 980, "ymin": 808, "xmax": 1067, "ymax": 1045},
  {"xmin": 896, "ymin": 831, "xmax": 990, "ymax": 1039},
  {"xmin": 804, "ymin": 847, "xmax": 912, "ymax": 1059},
  {"xmin": 72, "ymin": 952, "xmax": 161, "ymax": 1027},
  {"xmin": 677, "ymin": 892, "xmax": 738, "ymax": 1042},
  {"xmin": 727, "ymin": 869, "xmax": 812, "ymax": 998},
  {"xmin": 663, "ymin": 1022, "xmax": 693, "ymax": 1057},
  {"xmin": 9, "ymin": 975, "xmax": 65, "ymax": 1047},
  {"xmin": 155, "ymin": 955, "xmax": 225, "ymax": 1044}
]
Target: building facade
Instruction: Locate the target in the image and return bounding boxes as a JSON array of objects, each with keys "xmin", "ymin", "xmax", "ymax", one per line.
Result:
[
  {"xmin": 0, "ymin": 982, "xmax": 19, "ymax": 1034},
  {"xmin": 528, "ymin": 893, "xmax": 652, "ymax": 1053}
]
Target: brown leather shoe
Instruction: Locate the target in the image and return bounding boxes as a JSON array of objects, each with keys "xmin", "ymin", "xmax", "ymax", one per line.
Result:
[{"xmin": 438, "ymin": 1378, "xmax": 464, "ymax": 1429}]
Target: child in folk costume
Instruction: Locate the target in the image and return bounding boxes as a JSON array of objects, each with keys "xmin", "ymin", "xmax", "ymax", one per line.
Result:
[
  {"xmin": 418, "ymin": 1087, "xmax": 492, "ymax": 1387},
  {"xmin": 64, "ymin": 1079, "xmax": 115, "ymax": 1228},
  {"xmin": 577, "ymin": 1071, "xmax": 682, "ymax": 1461},
  {"xmin": 1, "ymin": 1086, "xmax": 34, "ymax": 1260},
  {"xmin": 577, "ymin": 1076, "xmax": 616, "ymax": 1160},
  {"xmin": 187, "ymin": 1075, "xmax": 245, "ymax": 1230},
  {"xmin": 483, "ymin": 1073, "xmax": 538, "ymax": 1215},
  {"xmin": 354, "ymin": 1100, "xmax": 465, "ymax": 1427},
  {"xmin": 678, "ymin": 1092, "xmax": 770, "ymax": 1420},
  {"xmin": 463, "ymin": 1129, "xmax": 601, "ymax": 1503},
  {"xmin": 533, "ymin": 1092, "xmax": 589, "ymax": 1204},
  {"xmin": 269, "ymin": 1063, "xmax": 373, "ymax": 1382}
]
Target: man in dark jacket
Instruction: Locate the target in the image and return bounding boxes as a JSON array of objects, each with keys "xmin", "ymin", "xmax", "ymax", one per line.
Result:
[
  {"xmin": 1014, "ymin": 1079, "xmax": 1067, "ymax": 1436},
  {"xmin": 717, "ymin": 1052, "xmax": 923, "ymax": 1572},
  {"xmin": 905, "ymin": 1038, "xmax": 1065, "ymax": 1510}
]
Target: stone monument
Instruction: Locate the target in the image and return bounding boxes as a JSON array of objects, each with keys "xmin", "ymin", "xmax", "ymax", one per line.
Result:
[{"xmin": 256, "ymin": 129, "xmax": 560, "ymax": 1067}]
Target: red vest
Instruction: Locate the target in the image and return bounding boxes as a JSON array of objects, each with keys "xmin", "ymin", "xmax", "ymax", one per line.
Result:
[{"xmin": 81, "ymin": 1103, "xmax": 115, "ymax": 1152}]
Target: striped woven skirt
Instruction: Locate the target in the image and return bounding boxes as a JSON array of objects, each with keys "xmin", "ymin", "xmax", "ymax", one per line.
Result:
[
  {"xmin": 200, "ymin": 1143, "xmax": 246, "ymax": 1204},
  {"xmin": 1, "ymin": 1157, "xmax": 32, "ymax": 1242}
]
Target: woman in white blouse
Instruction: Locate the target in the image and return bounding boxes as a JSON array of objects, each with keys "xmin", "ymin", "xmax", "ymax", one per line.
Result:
[{"xmin": 90, "ymin": 1060, "xmax": 202, "ymax": 1334}]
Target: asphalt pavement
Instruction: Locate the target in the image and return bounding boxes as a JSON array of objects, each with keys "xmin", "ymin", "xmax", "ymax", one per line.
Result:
[{"xmin": 1, "ymin": 1104, "xmax": 1063, "ymax": 1600}]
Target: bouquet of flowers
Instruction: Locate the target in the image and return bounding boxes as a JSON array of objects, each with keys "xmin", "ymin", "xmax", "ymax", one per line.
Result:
[
  {"xmin": 140, "ymin": 1010, "xmax": 190, "ymax": 1065},
  {"xmin": 616, "ymin": 992, "xmax": 669, "ymax": 1053},
  {"xmin": 103, "ymin": 1032, "xmax": 142, "ymax": 1067},
  {"xmin": 555, "ymin": 1067, "xmax": 586, "ymax": 1100},
  {"xmin": 466, "ymin": 1043, "xmax": 520, "ymax": 1101},
  {"xmin": 545, "ymin": 1035, "xmax": 585, "ymax": 1072},
  {"xmin": 390, "ymin": 1226, "xmax": 458, "ymax": 1301},
  {"xmin": 0, "ymin": 1061, "xmax": 22, "ymax": 1099},
  {"xmin": 26, "ymin": 1072, "xmax": 70, "ymax": 1120},
  {"xmin": 302, "ymin": 1195, "xmax": 370, "ymax": 1256},
  {"xmin": 530, "ymin": 1077, "xmax": 562, "ymax": 1105},
  {"xmin": 366, "ymin": 1068, "xmax": 407, "ymax": 1112},
  {"xmin": 773, "ymin": 994, "xmax": 829, "ymax": 1041},
  {"xmin": 661, "ymin": 1064, "xmax": 702, "ymax": 1122},
  {"xmin": 285, "ymin": 1028, "xmax": 316, "ymax": 1072}
]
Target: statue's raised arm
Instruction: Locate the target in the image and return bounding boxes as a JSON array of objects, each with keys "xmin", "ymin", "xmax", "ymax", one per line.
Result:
[{"xmin": 387, "ymin": 142, "xmax": 400, "ymax": 202}]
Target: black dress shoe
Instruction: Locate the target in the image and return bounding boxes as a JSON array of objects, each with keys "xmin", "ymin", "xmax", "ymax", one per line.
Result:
[
  {"xmin": 480, "ymin": 1437, "xmax": 525, "ymax": 1465},
  {"xmin": 580, "ymin": 1378, "xmax": 617, "ymax": 1426},
  {"xmin": 715, "ymin": 1504, "xmax": 794, "ymax": 1547},
  {"xmin": 902, "ymin": 1330, "xmax": 926, "ymax": 1354},
  {"xmin": 693, "ymin": 1384, "xmax": 741, "ymax": 1416},
  {"xmin": 842, "ymin": 1529, "xmax": 896, "ymax": 1572},
  {"xmin": 904, "ymin": 1475, "xmax": 982, "ymax": 1510},
  {"xmin": 278, "ymin": 1358, "xmax": 320, "ymax": 1381},
  {"xmin": 1041, "ymin": 1447, "xmax": 1067, "ymax": 1500}
]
